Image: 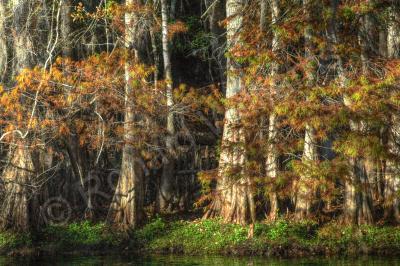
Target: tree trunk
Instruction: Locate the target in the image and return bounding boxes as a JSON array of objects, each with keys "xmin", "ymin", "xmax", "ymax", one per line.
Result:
[
  {"xmin": 265, "ymin": 0, "xmax": 280, "ymax": 221},
  {"xmin": 260, "ymin": 0, "xmax": 267, "ymax": 33},
  {"xmin": 0, "ymin": 0, "xmax": 43, "ymax": 232},
  {"xmin": 0, "ymin": 144, "xmax": 36, "ymax": 231},
  {"xmin": 295, "ymin": 0, "xmax": 318, "ymax": 220},
  {"xmin": 330, "ymin": 0, "xmax": 373, "ymax": 225},
  {"xmin": 149, "ymin": 26, "xmax": 159, "ymax": 88},
  {"xmin": 61, "ymin": 0, "xmax": 73, "ymax": 59},
  {"xmin": 388, "ymin": 6, "xmax": 400, "ymax": 59},
  {"xmin": 107, "ymin": 0, "xmax": 145, "ymax": 228},
  {"xmin": 385, "ymin": 118, "xmax": 400, "ymax": 222},
  {"xmin": 0, "ymin": 0, "xmax": 7, "ymax": 81},
  {"xmin": 384, "ymin": 4, "xmax": 400, "ymax": 222},
  {"xmin": 12, "ymin": 0, "xmax": 34, "ymax": 76},
  {"xmin": 158, "ymin": 0, "xmax": 177, "ymax": 212},
  {"xmin": 203, "ymin": 0, "xmax": 255, "ymax": 225}
]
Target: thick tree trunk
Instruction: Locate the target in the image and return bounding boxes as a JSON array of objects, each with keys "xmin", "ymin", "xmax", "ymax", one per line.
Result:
[
  {"xmin": 12, "ymin": 0, "xmax": 34, "ymax": 76},
  {"xmin": 388, "ymin": 6, "xmax": 400, "ymax": 59},
  {"xmin": 203, "ymin": 0, "xmax": 255, "ymax": 225},
  {"xmin": 295, "ymin": 0, "xmax": 318, "ymax": 219},
  {"xmin": 295, "ymin": 126, "xmax": 318, "ymax": 220},
  {"xmin": 385, "ymin": 121, "xmax": 400, "ymax": 222},
  {"xmin": 0, "ymin": 0, "xmax": 43, "ymax": 232},
  {"xmin": 384, "ymin": 5, "xmax": 400, "ymax": 222},
  {"xmin": 0, "ymin": 145, "xmax": 36, "ymax": 231},
  {"xmin": 107, "ymin": 0, "xmax": 145, "ymax": 228},
  {"xmin": 330, "ymin": 0, "xmax": 373, "ymax": 225}
]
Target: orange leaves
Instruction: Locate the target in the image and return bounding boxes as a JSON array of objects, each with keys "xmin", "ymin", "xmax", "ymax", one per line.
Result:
[
  {"xmin": 59, "ymin": 123, "xmax": 70, "ymax": 136},
  {"xmin": 168, "ymin": 21, "xmax": 188, "ymax": 40}
]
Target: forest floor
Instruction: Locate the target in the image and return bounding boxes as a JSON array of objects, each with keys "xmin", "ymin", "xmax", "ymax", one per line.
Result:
[{"xmin": 2, "ymin": 215, "xmax": 400, "ymax": 258}]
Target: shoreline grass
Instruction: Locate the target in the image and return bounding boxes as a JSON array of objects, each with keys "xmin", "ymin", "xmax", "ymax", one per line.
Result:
[{"xmin": 1, "ymin": 218, "xmax": 400, "ymax": 257}]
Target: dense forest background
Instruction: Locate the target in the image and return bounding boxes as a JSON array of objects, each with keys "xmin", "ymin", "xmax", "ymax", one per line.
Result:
[{"xmin": 0, "ymin": 0, "xmax": 400, "ymax": 233}]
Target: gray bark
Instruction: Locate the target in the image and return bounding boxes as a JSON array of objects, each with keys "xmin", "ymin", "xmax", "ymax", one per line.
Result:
[
  {"xmin": 107, "ymin": 0, "xmax": 145, "ymax": 228},
  {"xmin": 158, "ymin": 0, "xmax": 177, "ymax": 212},
  {"xmin": 0, "ymin": 0, "xmax": 40, "ymax": 232},
  {"xmin": 61, "ymin": 0, "xmax": 73, "ymax": 58},
  {"xmin": 12, "ymin": 0, "xmax": 34, "ymax": 75},
  {"xmin": 260, "ymin": 0, "xmax": 267, "ymax": 33},
  {"xmin": 385, "ymin": 3, "xmax": 400, "ymax": 222},
  {"xmin": 388, "ymin": 6, "xmax": 400, "ymax": 58},
  {"xmin": 265, "ymin": 0, "xmax": 280, "ymax": 221},
  {"xmin": 0, "ymin": 0, "xmax": 7, "ymax": 81},
  {"xmin": 294, "ymin": 0, "xmax": 319, "ymax": 220},
  {"xmin": 203, "ymin": 0, "xmax": 255, "ymax": 225}
]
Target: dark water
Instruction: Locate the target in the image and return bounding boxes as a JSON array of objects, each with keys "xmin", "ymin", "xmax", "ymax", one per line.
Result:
[{"xmin": 1, "ymin": 255, "xmax": 399, "ymax": 266}]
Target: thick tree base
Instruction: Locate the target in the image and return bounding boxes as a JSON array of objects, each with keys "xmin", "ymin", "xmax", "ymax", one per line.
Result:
[
  {"xmin": 0, "ymin": 145, "xmax": 37, "ymax": 232},
  {"xmin": 203, "ymin": 179, "xmax": 255, "ymax": 225}
]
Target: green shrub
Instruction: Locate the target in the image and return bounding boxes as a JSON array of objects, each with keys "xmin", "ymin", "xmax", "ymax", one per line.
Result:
[
  {"xmin": 134, "ymin": 217, "xmax": 167, "ymax": 242},
  {"xmin": 0, "ymin": 232, "xmax": 31, "ymax": 251},
  {"xmin": 42, "ymin": 221, "xmax": 123, "ymax": 249},
  {"xmin": 267, "ymin": 220, "xmax": 289, "ymax": 240}
]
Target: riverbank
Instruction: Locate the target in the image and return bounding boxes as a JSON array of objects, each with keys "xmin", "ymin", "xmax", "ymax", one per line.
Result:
[{"xmin": 2, "ymin": 218, "xmax": 400, "ymax": 257}]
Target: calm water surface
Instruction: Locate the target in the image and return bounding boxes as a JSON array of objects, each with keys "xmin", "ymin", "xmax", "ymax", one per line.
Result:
[{"xmin": 0, "ymin": 255, "xmax": 399, "ymax": 265}]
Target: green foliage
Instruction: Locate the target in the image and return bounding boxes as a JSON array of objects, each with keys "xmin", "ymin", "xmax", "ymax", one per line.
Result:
[
  {"xmin": 1, "ymin": 219, "xmax": 400, "ymax": 256},
  {"xmin": 0, "ymin": 232, "xmax": 32, "ymax": 252},
  {"xmin": 266, "ymin": 220, "xmax": 289, "ymax": 240},
  {"xmin": 134, "ymin": 217, "xmax": 167, "ymax": 242},
  {"xmin": 133, "ymin": 218, "xmax": 249, "ymax": 254},
  {"xmin": 128, "ymin": 218, "xmax": 400, "ymax": 256},
  {"xmin": 41, "ymin": 221, "xmax": 124, "ymax": 249}
]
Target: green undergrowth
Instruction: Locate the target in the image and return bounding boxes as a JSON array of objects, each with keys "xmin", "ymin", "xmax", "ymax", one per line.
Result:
[
  {"xmin": 131, "ymin": 218, "xmax": 400, "ymax": 256},
  {"xmin": 0, "ymin": 231, "xmax": 32, "ymax": 254},
  {"xmin": 38, "ymin": 221, "xmax": 126, "ymax": 252},
  {"xmin": 1, "ymin": 218, "xmax": 400, "ymax": 257}
]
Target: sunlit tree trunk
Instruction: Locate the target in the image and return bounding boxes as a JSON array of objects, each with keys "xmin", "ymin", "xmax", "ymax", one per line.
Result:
[
  {"xmin": 0, "ymin": 0, "xmax": 39, "ymax": 231},
  {"xmin": 388, "ymin": 6, "xmax": 400, "ymax": 59},
  {"xmin": 107, "ymin": 0, "xmax": 145, "ymax": 228},
  {"xmin": 384, "ymin": 5, "xmax": 400, "ymax": 222},
  {"xmin": 294, "ymin": 0, "xmax": 318, "ymax": 220},
  {"xmin": 0, "ymin": 144, "xmax": 36, "ymax": 231},
  {"xmin": 0, "ymin": 0, "xmax": 7, "ymax": 81},
  {"xmin": 203, "ymin": 0, "xmax": 255, "ymax": 225},
  {"xmin": 265, "ymin": 0, "xmax": 280, "ymax": 221},
  {"xmin": 12, "ymin": 0, "xmax": 34, "ymax": 75},
  {"xmin": 385, "ymin": 114, "xmax": 400, "ymax": 222}
]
